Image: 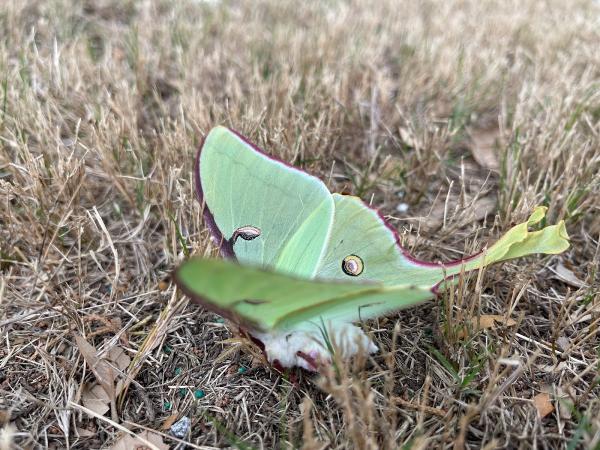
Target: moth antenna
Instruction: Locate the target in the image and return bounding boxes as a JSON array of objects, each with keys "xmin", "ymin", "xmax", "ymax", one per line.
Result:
[{"xmin": 230, "ymin": 225, "xmax": 262, "ymax": 245}]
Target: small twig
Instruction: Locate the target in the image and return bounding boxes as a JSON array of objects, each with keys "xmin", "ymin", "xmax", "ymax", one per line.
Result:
[
  {"xmin": 515, "ymin": 333, "xmax": 586, "ymax": 365},
  {"xmin": 393, "ymin": 397, "xmax": 447, "ymax": 418},
  {"xmin": 92, "ymin": 206, "xmax": 120, "ymax": 304}
]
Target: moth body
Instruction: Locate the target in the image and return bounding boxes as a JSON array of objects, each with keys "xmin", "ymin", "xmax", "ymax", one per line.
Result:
[{"xmin": 253, "ymin": 322, "xmax": 378, "ymax": 371}]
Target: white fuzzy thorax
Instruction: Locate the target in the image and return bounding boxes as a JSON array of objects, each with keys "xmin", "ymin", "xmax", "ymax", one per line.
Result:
[{"xmin": 252, "ymin": 322, "xmax": 378, "ymax": 371}]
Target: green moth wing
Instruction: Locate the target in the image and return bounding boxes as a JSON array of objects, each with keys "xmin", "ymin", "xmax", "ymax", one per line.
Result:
[
  {"xmin": 316, "ymin": 194, "xmax": 447, "ymax": 285},
  {"xmin": 197, "ymin": 126, "xmax": 334, "ymax": 278},
  {"xmin": 174, "ymin": 257, "xmax": 433, "ymax": 332},
  {"xmin": 317, "ymin": 194, "xmax": 569, "ymax": 289}
]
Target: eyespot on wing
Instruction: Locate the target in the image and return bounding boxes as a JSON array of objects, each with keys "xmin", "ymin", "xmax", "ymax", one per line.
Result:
[{"xmin": 342, "ymin": 255, "xmax": 364, "ymax": 276}]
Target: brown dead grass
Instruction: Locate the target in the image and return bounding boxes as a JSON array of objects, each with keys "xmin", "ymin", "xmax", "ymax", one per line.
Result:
[{"xmin": 1, "ymin": 0, "xmax": 599, "ymax": 448}]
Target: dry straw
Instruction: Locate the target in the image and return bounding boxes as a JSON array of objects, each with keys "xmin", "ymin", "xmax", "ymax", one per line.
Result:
[{"xmin": 0, "ymin": 0, "xmax": 599, "ymax": 448}]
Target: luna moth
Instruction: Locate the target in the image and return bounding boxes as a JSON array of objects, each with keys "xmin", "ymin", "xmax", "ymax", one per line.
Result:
[{"xmin": 174, "ymin": 126, "xmax": 570, "ymax": 371}]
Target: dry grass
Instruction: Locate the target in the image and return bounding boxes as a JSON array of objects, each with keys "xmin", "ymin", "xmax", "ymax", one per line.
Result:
[{"xmin": 1, "ymin": 0, "xmax": 599, "ymax": 448}]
